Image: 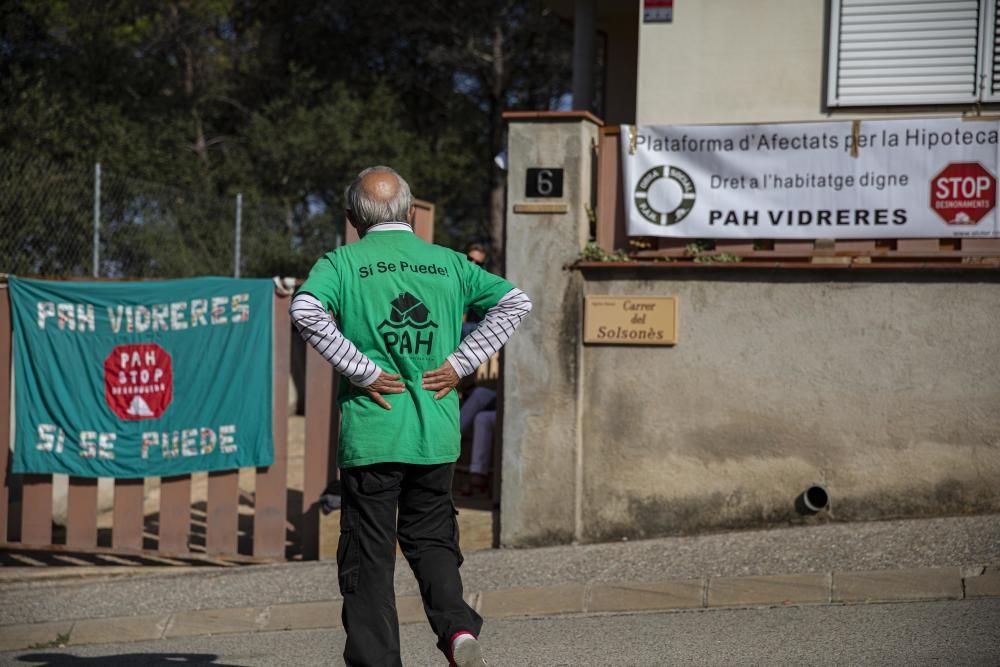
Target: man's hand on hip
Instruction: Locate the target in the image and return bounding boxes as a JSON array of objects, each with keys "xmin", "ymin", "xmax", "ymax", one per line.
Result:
[
  {"xmin": 422, "ymin": 361, "xmax": 460, "ymax": 400},
  {"xmin": 364, "ymin": 372, "xmax": 406, "ymax": 410}
]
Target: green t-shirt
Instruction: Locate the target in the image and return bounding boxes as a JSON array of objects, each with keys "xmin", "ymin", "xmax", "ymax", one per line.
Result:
[{"xmin": 298, "ymin": 229, "xmax": 514, "ymax": 468}]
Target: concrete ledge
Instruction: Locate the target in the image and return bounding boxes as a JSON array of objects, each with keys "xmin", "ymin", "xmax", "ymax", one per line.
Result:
[
  {"xmin": 834, "ymin": 567, "xmax": 963, "ymax": 603},
  {"xmin": 265, "ymin": 601, "xmax": 341, "ymax": 632},
  {"xmin": 588, "ymin": 580, "xmax": 704, "ymax": 612},
  {"xmin": 2, "ymin": 566, "xmax": 996, "ymax": 653},
  {"xmin": 965, "ymin": 571, "xmax": 1000, "ymax": 599},
  {"xmin": 479, "ymin": 585, "xmax": 585, "ymax": 619},
  {"xmin": 0, "ymin": 621, "xmax": 73, "ymax": 652},
  {"xmin": 70, "ymin": 614, "xmax": 168, "ymax": 645},
  {"xmin": 165, "ymin": 606, "xmax": 266, "ymax": 638},
  {"xmin": 708, "ymin": 574, "xmax": 829, "ymax": 607}
]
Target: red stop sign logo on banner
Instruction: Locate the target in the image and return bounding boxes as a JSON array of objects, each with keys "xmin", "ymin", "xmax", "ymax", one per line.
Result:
[
  {"xmin": 104, "ymin": 344, "xmax": 173, "ymax": 420},
  {"xmin": 930, "ymin": 162, "xmax": 997, "ymax": 225}
]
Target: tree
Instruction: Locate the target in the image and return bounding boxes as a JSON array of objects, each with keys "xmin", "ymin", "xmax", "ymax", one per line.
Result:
[{"xmin": 0, "ymin": 0, "xmax": 572, "ymax": 277}]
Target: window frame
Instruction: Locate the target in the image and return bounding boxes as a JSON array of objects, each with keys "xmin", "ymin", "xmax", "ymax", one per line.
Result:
[
  {"xmin": 827, "ymin": 0, "xmax": 990, "ymax": 107},
  {"xmin": 978, "ymin": 0, "xmax": 1000, "ymax": 101}
]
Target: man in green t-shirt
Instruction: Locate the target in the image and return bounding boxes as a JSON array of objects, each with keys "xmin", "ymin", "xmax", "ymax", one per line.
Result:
[{"xmin": 291, "ymin": 166, "xmax": 531, "ymax": 667}]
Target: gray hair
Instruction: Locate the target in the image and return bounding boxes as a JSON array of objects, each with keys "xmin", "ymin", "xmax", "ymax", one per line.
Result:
[{"xmin": 344, "ymin": 166, "xmax": 414, "ymax": 233}]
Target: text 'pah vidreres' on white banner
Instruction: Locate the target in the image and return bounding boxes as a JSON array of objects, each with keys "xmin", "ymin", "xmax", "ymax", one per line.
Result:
[{"xmin": 621, "ymin": 118, "xmax": 1000, "ymax": 240}]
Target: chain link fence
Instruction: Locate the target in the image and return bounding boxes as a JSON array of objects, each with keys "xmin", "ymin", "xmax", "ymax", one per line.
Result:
[{"xmin": 0, "ymin": 153, "xmax": 341, "ymax": 279}]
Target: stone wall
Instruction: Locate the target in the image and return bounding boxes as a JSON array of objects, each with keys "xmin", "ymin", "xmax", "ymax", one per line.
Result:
[{"xmin": 501, "ymin": 116, "xmax": 596, "ymax": 547}]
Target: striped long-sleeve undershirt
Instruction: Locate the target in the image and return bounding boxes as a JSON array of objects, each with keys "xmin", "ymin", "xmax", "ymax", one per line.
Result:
[
  {"xmin": 289, "ymin": 293, "xmax": 382, "ymax": 387},
  {"xmin": 447, "ymin": 288, "xmax": 532, "ymax": 378},
  {"xmin": 290, "ymin": 287, "xmax": 532, "ymax": 385}
]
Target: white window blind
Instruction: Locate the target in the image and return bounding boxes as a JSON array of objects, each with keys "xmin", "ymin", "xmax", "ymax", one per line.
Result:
[
  {"xmin": 828, "ymin": 0, "xmax": 990, "ymax": 106},
  {"xmin": 984, "ymin": 0, "xmax": 1000, "ymax": 100}
]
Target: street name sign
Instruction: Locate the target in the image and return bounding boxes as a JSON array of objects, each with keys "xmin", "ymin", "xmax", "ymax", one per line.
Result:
[{"xmin": 584, "ymin": 296, "xmax": 678, "ymax": 345}]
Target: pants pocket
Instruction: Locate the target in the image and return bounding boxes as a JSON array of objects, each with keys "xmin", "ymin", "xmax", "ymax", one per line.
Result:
[
  {"xmin": 337, "ymin": 508, "xmax": 360, "ymax": 594},
  {"xmin": 451, "ymin": 503, "xmax": 464, "ymax": 568}
]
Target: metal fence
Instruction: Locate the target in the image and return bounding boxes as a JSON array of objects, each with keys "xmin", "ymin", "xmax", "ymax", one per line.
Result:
[{"xmin": 0, "ymin": 154, "xmax": 340, "ymax": 279}]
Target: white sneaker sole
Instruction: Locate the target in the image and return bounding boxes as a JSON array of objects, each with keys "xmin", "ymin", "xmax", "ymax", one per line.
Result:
[{"xmin": 452, "ymin": 637, "xmax": 487, "ymax": 666}]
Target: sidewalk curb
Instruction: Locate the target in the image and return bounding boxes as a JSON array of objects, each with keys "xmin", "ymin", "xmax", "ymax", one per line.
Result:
[{"xmin": 1, "ymin": 566, "xmax": 997, "ymax": 653}]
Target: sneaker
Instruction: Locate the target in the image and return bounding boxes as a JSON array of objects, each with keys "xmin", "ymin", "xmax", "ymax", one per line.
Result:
[{"xmin": 449, "ymin": 631, "xmax": 487, "ymax": 666}]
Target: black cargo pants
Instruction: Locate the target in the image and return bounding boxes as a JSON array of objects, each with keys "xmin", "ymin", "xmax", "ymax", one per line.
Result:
[{"xmin": 337, "ymin": 462, "xmax": 483, "ymax": 667}]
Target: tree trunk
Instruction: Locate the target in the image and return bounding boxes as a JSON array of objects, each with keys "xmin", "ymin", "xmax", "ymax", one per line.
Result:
[
  {"xmin": 489, "ymin": 20, "xmax": 506, "ymax": 273},
  {"xmin": 171, "ymin": 4, "xmax": 207, "ymax": 164}
]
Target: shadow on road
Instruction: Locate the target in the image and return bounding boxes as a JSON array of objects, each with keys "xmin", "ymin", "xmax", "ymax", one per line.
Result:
[{"xmin": 13, "ymin": 652, "xmax": 248, "ymax": 666}]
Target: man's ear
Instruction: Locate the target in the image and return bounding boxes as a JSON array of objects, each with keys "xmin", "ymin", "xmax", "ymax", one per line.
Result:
[
  {"xmin": 345, "ymin": 209, "xmax": 365, "ymax": 238},
  {"xmin": 407, "ymin": 205, "xmax": 416, "ymax": 225}
]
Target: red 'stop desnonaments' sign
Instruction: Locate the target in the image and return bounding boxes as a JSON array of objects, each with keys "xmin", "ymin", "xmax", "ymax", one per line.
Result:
[
  {"xmin": 104, "ymin": 343, "xmax": 173, "ymax": 420},
  {"xmin": 930, "ymin": 162, "xmax": 997, "ymax": 225}
]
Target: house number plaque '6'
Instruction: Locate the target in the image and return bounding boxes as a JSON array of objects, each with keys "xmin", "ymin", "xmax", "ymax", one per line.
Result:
[{"xmin": 525, "ymin": 168, "xmax": 564, "ymax": 198}]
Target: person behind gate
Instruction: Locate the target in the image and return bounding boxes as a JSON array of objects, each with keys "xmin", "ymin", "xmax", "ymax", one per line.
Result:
[{"xmin": 290, "ymin": 166, "xmax": 532, "ymax": 667}]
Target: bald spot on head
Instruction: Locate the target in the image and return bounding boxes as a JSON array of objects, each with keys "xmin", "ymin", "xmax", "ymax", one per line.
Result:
[
  {"xmin": 344, "ymin": 165, "xmax": 414, "ymax": 232},
  {"xmin": 360, "ymin": 170, "xmax": 400, "ymax": 205}
]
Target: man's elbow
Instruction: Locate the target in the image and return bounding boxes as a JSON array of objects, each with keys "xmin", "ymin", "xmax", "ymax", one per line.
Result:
[
  {"xmin": 288, "ymin": 292, "xmax": 318, "ymax": 330},
  {"xmin": 288, "ymin": 295, "xmax": 303, "ymax": 326},
  {"xmin": 514, "ymin": 289, "xmax": 533, "ymax": 316}
]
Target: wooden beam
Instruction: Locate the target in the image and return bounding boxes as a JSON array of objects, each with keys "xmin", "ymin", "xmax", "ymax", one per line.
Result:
[
  {"xmin": 206, "ymin": 470, "xmax": 239, "ymax": 556},
  {"xmin": 112, "ymin": 478, "xmax": 145, "ymax": 552},
  {"xmin": 66, "ymin": 477, "xmax": 98, "ymax": 548},
  {"xmin": 158, "ymin": 475, "xmax": 191, "ymax": 555},
  {"xmin": 254, "ymin": 292, "xmax": 290, "ymax": 558},
  {"xmin": 301, "ymin": 344, "xmax": 339, "ymax": 560},
  {"xmin": 413, "ymin": 199, "xmax": 435, "ymax": 242},
  {"xmin": 21, "ymin": 475, "xmax": 53, "ymax": 546},
  {"xmin": 595, "ymin": 130, "xmax": 627, "ymax": 253}
]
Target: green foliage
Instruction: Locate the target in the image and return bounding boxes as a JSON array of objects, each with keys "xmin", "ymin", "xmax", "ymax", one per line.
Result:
[
  {"xmin": 684, "ymin": 241, "xmax": 743, "ymax": 263},
  {"xmin": 694, "ymin": 252, "xmax": 742, "ymax": 264},
  {"xmin": 27, "ymin": 631, "xmax": 71, "ymax": 650},
  {"xmin": 684, "ymin": 241, "xmax": 710, "ymax": 257},
  {"xmin": 580, "ymin": 242, "xmax": 631, "ymax": 263}
]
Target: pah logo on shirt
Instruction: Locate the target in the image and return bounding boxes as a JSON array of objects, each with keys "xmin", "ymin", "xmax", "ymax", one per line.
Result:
[{"xmin": 378, "ymin": 293, "xmax": 437, "ymax": 355}]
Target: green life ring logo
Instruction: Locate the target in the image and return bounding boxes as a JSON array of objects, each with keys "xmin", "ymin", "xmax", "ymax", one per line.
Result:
[{"xmin": 634, "ymin": 165, "xmax": 696, "ymax": 226}]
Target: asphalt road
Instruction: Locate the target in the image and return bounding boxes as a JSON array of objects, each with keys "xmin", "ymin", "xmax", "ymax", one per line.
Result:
[
  {"xmin": 5, "ymin": 514, "xmax": 1000, "ymax": 627},
  {"xmin": 2, "ymin": 599, "xmax": 998, "ymax": 667}
]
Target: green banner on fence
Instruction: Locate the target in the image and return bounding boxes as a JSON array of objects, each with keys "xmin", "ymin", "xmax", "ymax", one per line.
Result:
[{"xmin": 9, "ymin": 276, "xmax": 274, "ymax": 478}]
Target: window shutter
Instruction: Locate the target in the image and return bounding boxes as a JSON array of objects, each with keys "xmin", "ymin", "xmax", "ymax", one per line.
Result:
[
  {"xmin": 984, "ymin": 0, "xmax": 1000, "ymax": 100},
  {"xmin": 828, "ymin": 0, "xmax": 982, "ymax": 106}
]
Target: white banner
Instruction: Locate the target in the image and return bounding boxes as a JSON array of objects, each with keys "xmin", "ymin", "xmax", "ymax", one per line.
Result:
[{"xmin": 621, "ymin": 118, "xmax": 1000, "ymax": 239}]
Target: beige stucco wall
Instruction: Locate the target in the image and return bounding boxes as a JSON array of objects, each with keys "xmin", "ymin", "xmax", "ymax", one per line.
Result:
[
  {"xmin": 579, "ymin": 269, "xmax": 1000, "ymax": 541},
  {"xmin": 501, "ymin": 116, "xmax": 597, "ymax": 547},
  {"xmin": 503, "ymin": 238, "xmax": 1000, "ymax": 547},
  {"xmin": 636, "ymin": 0, "xmax": 828, "ymax": 124},
  {"xmin": 631, "ymin": 0, "xmax": 992, "ymax": 125}
]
